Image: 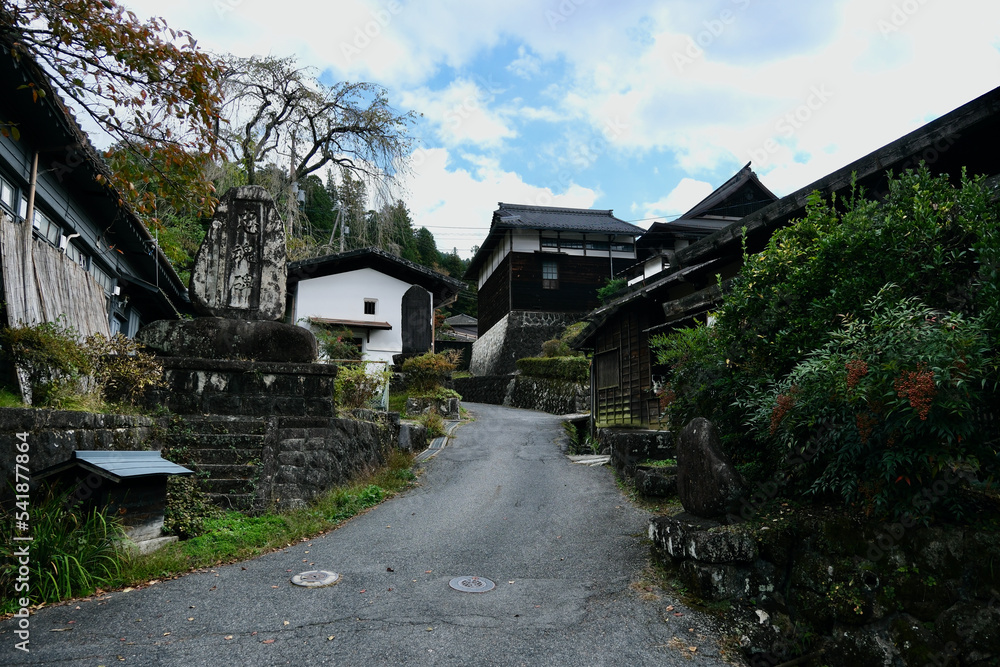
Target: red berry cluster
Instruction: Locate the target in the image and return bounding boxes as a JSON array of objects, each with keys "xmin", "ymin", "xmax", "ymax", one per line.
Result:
[
  {"xmin": 855, "ymin": 411, "xmax": 878, "ymax": 444},
  {"xmin": 845, "ymin": 359, "xmax": 869, "ymax": 391},
  {"xmin": 770, "ymin": 390, "xmax": 797, "ymax": 435},
  {"xmin": 893, "ymin": 364, "xmax": 936, "ymax": 420}
]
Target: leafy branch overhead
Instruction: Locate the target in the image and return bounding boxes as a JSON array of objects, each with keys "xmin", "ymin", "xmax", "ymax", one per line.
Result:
[
  {"xmin": 1, "ymin": 0, "xmax": 225, "ymax": 218},
  {"xmin": 220, "ymin": 54, "xmax": 417, "ymax": 190}
]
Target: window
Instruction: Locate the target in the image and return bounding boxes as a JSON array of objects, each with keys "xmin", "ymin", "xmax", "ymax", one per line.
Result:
[
  {"xmin": 541, "ymin": 237, "xmax": 559, "ymax": 248},
  {"xmin": 542, "ymin": 260, "xmax": 558, "ymax": 289},
  {"xmin": 595, "ymin": 349, "xmax": 620, "ymax": 389},
  {"xmin": 364, "ymin": 299, "xmax": 376, "ymax": 315},
  {"xmin": 0, "ymin": 174, "xmax": 15, "ymax": 214},
  {"xmin": 65, "ymin": 241, "xmax": 88, "ymax": 269},
  {"xmin": 33, "ymin": 209, "xmax": 61, "ymax": 245},
  {"xmin": 91, "ymin": 263, "xmax": 115, "ymax": 295}
]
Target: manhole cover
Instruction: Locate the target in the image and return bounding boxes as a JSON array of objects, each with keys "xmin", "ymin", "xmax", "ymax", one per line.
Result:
[
  {"xmin": 449, "ymin": 576, "xmax": 495, "ymax": 593},
  {"xmin": 291, "ymin": 570, "xmax": 341, "ymax": 588}
]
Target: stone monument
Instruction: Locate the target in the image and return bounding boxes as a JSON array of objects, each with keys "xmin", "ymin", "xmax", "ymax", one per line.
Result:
[
  {"xmin": 675, "ymin": 417, "xmax": 746, "ymax": 519},
  {"xmin": 139, "ymin": 186, "xmax": 316, "ymax": 363},
  {"xmin": 190, "ymin": 185, "xmax": 286, "ymax": 321}
]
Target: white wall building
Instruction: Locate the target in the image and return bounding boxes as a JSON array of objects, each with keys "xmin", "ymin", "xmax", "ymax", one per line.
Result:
[{"xmin": 287, "ymin": 248, "xmax": 464, "ymax": 365}]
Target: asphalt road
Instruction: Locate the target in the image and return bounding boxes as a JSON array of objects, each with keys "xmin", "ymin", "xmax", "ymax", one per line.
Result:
[{"xmin": 1, "ymin": 403, "xmax": 734, "ymax": 666}]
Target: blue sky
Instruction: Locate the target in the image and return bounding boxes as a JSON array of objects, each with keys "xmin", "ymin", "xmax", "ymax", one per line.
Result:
[{"xmin": 121, "ymin": 0, "xmax": 1000, "ymax": 258}]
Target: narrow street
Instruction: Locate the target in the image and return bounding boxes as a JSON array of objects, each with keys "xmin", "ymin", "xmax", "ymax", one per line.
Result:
[{"xmin": 2, "ymin": 403, "xmax": 733, "ymax": 666}]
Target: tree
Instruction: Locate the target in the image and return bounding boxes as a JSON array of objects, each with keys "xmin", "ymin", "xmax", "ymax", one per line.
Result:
[
  {"xmin": 219, "ymin": 54, "xmax": 416, "ymax": 195},
  {"xmin": 1, "ymin": 0, "xmax": 225, "ymax": 218}
]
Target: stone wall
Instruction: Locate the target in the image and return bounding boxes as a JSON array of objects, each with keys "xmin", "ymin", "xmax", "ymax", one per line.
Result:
[
  {"xmin": 452, "ymin": 375, "xmax": 588, "ymax": 415},
  {"xmin": 599, "ymin": 427, "xmax": 676, "ymax": 498},
  {"xmin": 649, "ymin": 510, "xmax": 1000, "ymax": 666},
  {"xmin": 469, "ymin": 311, "xmax": 583, "ymax": 376},
  {"xmin": 142, "ymin": 357, "xmax": 338, "ymax": 417},
  {"xmin": 263, "ymin": 413, "xmax": 398, "ymax": 511},
  {"xmin": 0, "ymin": 408, "xmax": 156, "ymax": 503}
]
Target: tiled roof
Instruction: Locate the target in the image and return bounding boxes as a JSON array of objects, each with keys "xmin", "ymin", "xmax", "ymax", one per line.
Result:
[{"xmin": 494, "ymin": 203, "xmax": 644, "ymax": 234}]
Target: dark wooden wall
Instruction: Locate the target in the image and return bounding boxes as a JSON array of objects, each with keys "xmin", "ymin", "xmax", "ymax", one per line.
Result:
[
  {"xmin": 592, "ymin": 304, "xmax": 661, "ymax": 428},
  {"xmin": 509, "ymin": 253, "xmax": 633, "ymax": 315},
  {"xmin": 477, "ymin": 255, "xmax": 511, "ymax": 335}
]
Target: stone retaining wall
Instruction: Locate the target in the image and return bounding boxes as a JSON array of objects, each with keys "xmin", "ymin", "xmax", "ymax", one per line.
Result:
[
  {"xmin": 0, "ymin": 409, "xmax": 156, "ymax": 503},
  {"xmin": 142, "ymin": 356, "xmax": 338, "ymax": 417},
  {"xmin": 452, "ymin": 375, "xmax": 588, "ymax": 415},
  {"xmin": 469, "ymin": 311, "xmax": 583, "ymax": 376},
  {"xmin": 649, "ymin": 511, "xmax": 1000, "ymax": 666}
]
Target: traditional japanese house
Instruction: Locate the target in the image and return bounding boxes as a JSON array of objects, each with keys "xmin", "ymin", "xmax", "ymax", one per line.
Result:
[
  {"xmin": 464, "ymin": 203, "xmax": 643, "ymax": 375},
  {"xmin": 0, "ymin": 41, "xmax": 191, "ymax": 339},
  {"xmin": 575, "ymin": 84, "xmax": 1000, "ymax": 429}
]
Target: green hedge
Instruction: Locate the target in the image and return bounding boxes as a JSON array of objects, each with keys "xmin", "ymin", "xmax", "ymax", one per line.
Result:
[{"xmin": 515, "ymin": 356, "xmax": 590, "ymax": 383}]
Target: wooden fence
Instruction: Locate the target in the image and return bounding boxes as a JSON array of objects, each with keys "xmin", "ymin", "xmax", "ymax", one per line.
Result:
[{"xmin": 1, "ymin": 214, "xmax": 110, "ymax": 336}]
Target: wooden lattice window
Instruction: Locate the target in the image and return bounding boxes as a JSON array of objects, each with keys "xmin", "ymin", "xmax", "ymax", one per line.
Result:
[{"xmin": 594, "ymin": 349, "xmax": 620, "ymax": 389}]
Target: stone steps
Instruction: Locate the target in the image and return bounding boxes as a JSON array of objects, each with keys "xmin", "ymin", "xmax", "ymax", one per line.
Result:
[
  {"xmin": 162, "ymin": 415, "xmax": 271, "ymax": 510},
  {"xmin": 207, "ymin": 492, "xmax": 256, "ymax": 512}
]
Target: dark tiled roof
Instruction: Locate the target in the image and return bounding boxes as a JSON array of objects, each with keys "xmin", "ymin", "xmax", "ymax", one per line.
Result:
[
  {"xmin": 494, "ymin": 203, "xmax": 644, "ymax": 234},
  {"xmin": 465, "ymin": 203, "xmax": 644, "ymax": 278}
]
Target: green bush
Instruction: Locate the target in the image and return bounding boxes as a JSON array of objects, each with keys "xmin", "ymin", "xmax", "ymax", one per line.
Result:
[
  {"xmin": 163, "ymin": 476, "xmax": 222, "ymax": 539},
  {"xmin": 86, "ymin": 333, "xmax": 163, "ymax": 406},
  {"xmin": 334, "ymin": 362, "xmax": 392, "ymax": 410},
  {"xmin": 597, "ymin": 277, "xmax": 628, "ymax": 304},
  {"xmin": 402, "ymin": 350, "xmax": 460, "ymax": 393},
  {"xmin": 0, "ymin": 319, "xmax": 92, "ymax": 406},
  {"xmin": 515, "ymin": 356, "xmax": 590, "ymax": 383},
  {"xmin": 739, "ymin": 287, "xmax": 996, "ymax": 518},
  {"xmin": 717, "ymin": 167, "xmax": 999, "ymax": 380},
  {"xmin": 1, "ymin": 487, "xmax": 127, "ymax": 605},
  {"xmin": 315, "ymin": 326, "xmax": 362, "ymax": 361},
  {"xmin": 650, "ymin": 167, "xmax": 1000, "ymax": 512}
]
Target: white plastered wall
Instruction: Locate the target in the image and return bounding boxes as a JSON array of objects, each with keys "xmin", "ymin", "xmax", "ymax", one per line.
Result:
[{"xmin": 293, "ymin": 267, "xmax": 432, "ymax": 365}]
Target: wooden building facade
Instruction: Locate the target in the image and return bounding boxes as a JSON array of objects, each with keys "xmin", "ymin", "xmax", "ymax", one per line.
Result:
[
  {"xmin": 575, "ymin": 85, "xmax": 1000, "ymax": 430},
  {"xmin": 465, "ymin": 204, "xmax": 644, "ymax": 337},
  {"xmin": 0, "ymin": 41, "xmax": 190, "ymax": 338}
]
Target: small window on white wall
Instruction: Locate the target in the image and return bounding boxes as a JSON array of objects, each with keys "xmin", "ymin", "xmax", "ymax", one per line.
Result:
[{"xmin": 364, "ymin": 299, "xmax": 376, "ymax": 315}]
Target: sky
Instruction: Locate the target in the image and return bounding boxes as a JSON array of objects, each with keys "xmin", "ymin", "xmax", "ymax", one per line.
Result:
[{"xmin": 119, "ymin": 0, "xmax": 1000, "ymax": 258}]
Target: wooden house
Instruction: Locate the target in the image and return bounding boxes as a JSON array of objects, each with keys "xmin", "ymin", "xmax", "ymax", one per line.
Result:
[
  {"xmin": 286, "ymin": 247, "xmax": 463, "ymax": 365},
  {"xmin": 624, "ymin": 163, "xmax": 776, "ymax": 286},
  {"xmin": 575, "ymin": 84, "xmax": 1000, "ymax": 429},
  {"xmin": 464, "ymin": 203, "xmax": 643, "ymax": 375},
  {"xmin": 0, "ymin": 41, "xmax": 190, "ymax": 339}
]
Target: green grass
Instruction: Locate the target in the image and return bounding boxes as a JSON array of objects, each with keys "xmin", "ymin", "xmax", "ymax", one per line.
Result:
[
  {"xmin": 0, "ymin": 387, "xmax": 24, "ymax": 407},
  {"xmin": 639, "ymin": 458, "xmax": 677, "ymax": 468},
  {"xmin": 388, "ymin": 391, "xmax": 409, "ymax": 415},
  {"xmin": 118, "ymin": 449, "xmax": 417, "ymax": 585},
  {"xmin": 2, "ymin": 450, "xmax": 418, "ymax": 613}
]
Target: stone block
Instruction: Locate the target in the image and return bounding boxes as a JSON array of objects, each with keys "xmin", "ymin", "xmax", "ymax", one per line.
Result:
[
  {"xmin": 138, "ymin": 318, "xmax": 317, "ymax": 363},
  {"xmin": 676, "ymin": 418, "xmax": 745, "ymax": 518},
  {"xmin": 190, "ymin": 185, "xmax": 287, "ymax": 321},
  {"xmin": 679, "ymin": 560, "xmax": 752, "ymax": 601}
]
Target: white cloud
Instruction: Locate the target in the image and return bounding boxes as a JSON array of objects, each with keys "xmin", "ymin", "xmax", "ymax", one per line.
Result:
[
  {"xmin": 507, "ymin": 45, "xmax": 543, "ymax": 79},
  {"xmin": 401, "ymin": 79, "xmax": 517, "ymax": 149},
  {"xmin": 641, "ymin": 178, "xmax": 713, "ymax": 220},
  {"xmin": 403, "ymin": 148, "xmax": 598, "ymax": 256}
]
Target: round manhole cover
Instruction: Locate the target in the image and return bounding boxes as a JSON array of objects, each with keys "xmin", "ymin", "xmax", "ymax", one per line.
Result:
[
  {"xmin": 291, "ymin": 570, "xmax": 341, "ymax": 588},
  {"xmin": 449, "ymin": 576, "xmax": 495, "ymax": 593}
]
